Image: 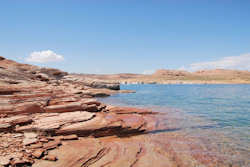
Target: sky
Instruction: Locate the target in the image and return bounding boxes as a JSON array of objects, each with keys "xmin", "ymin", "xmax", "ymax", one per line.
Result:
[{"xmin": 0, "ymin": 0, "xmax": 250, "ymax": 74}]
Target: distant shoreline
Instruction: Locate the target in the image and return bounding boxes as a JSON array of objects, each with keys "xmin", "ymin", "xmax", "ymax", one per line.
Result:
[
  {"xmin": 119, "ymin": 81, "xmax": 250, "ymax": 85},
  {"xmin": 75, "ymin": 69, "xmax": 250, "ymax": 85}
]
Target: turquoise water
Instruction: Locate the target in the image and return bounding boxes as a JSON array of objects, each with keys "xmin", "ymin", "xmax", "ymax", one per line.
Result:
[
  {"xmin": 103, "ymin": 84, "xmax": 250, "ymax": 128},
  {"xmin": 100, "ymin": 84, "xmax": 250, "ymax": 164}
]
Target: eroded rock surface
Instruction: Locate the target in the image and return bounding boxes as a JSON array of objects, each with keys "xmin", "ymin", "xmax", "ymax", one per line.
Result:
[
  {"xmin": 0, "ymin": 57, "xmax": 157, "ymax": 166},
  {"xmin": 0, "ymin": 57, "xmax": 243, "ymax": 167}
]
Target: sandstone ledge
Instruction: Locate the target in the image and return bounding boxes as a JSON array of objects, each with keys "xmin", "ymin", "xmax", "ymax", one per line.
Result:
[{"xmin": 0, "ymin": 57, "xmax": 242, "ymax": 167}]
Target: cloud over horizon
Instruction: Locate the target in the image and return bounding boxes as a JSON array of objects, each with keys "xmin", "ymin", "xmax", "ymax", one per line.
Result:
[
  {"xmin": 181, "ymin": 53, "xmax": 250, "ymax": 71},
  {"xmin": 26, "ymin": 50, "xmax": 64, "ymax": 63}
]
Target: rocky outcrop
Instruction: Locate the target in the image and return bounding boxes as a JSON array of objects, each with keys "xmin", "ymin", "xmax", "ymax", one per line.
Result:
[
  {"xmin": 38, "ymin": 68, "xmax": 68, "ymax": 80},
  {"xmin": 32, "ymin": 131, "xmax": 238, "ymax": 167},
  {"xmin": 0, "ymin": 57, "xmax": 157, "ymax": 166},
  {"xmin": 0, "ymin": 56, "xmax": 242, "ymax": 167},
  {"xmin": 63, "ymin": 75, "xmax": 120, "ymax": 90},
  {"xmin": 83, "ymin": 80, "xmax": 120, "ymax": 90}
]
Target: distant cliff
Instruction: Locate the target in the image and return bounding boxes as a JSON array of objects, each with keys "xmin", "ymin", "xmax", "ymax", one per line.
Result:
[{"xmin": 78, "ymin": 69, "xmax": 250, "ymax": 84}]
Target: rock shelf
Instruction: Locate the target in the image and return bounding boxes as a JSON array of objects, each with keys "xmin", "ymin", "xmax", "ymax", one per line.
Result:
[{"xmin": 0, "ymin": 57, "xmax": 242, "ymax": 167}]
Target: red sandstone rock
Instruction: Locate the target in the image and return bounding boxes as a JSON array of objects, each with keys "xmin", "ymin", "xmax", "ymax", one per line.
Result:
[
  {"xmin": 24, "ymin": 132, "xmax": 38, "ymax": 138},
  {"xmin": 0, "ymin": 105, "xmax": 13, "ymax": 114},
  {"xmin": 42, "ymin": 154, "xmax": 57, "ymax": 161},
  {"xmin": 62, "ymin": 134, "xmax": 78, "ymax": 140},
  {"xmin": 55, "ymin": 113, "xmax": 120, "ymax": 136},
  {"xmin": 107, "ymin": 106, "xmax": 155, "ymax": 114},
  {"xmin": 117, "ymin": 114, "xmax": 146, "ymax": 130},
  {"xmin": 44, "ymin": 102, "xmax": 83, "ymax": 113},
  {"xmin": 55, "ymin": 112, "xmax": 147, "ymax": 137},
  {"xmin": 13, "ymin": 102, "xmax": 44, "ymax": 115},
  {"xmin": 43, "ymin": 141, "xmax": 61, "ymax": 150},
  {"xmin": 0, "ymin": 123, "xmax": 12, "ymax": 132},
  {"xmin": 23, "ymin": 132, "xmax": 38, "ymax": 146},
  {"xmin": 11, "ymin": 159, "xmax": 33, "ymax": 166},
  {"xmin": 23, "ymin": 138, "xmax": 38, "ymax": 146},
  {"xmin": 35, "ymin": 73, "xmax": 50, "ymax": 81},
  {"xmin": 0, "ymin": 87, "xmax": 21, "ymax": 95},
  {"xmin": 81, "ymin": 98, "xmax": 101, "ymax": 106},
  {"xmin": 0, "ymin": 115, "xmax": 33, "ymax": 127},
  {"xmin": 16, "ymin": 111, "xmax": 95, "ymax": 133},
  {"xmin": 39, "ymin": 138, "xmax": 49, "ymax": 143},
  {"xmin": 81, "ymin": 104, "xmax": 99, "ymax": 112},
  {"xmin": 0, "ymin": 56, "xmax": 241, "ymax": 167},
  {"xmin": 32, "ymin": 149, "xmax": 44, "ymax": 158},
  {"xmin": 33, "ymin": 138, "xmax": 104, "ymax": 167},
  {"xmin": 29, "ymin": 142, "xmax": 43, "ymax": 149},
  {"xmin": 48, "ymin": 97, "xmax": 79, "ymax": 105},
  {"xmin": 0, "ymin": 156, "xmax": 10, "ymax": 166}
]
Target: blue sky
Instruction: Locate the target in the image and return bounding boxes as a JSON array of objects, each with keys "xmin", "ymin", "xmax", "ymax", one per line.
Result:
[{"xmin": 1, "ymin": 0, "xmax": 250, "ymax": 74}]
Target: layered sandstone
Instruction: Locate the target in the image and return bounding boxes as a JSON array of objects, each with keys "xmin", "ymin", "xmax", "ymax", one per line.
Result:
[
  {"xmin": 0, "ymin": 57, "xmax": 243, "ymax": 167},
  {"xmin": 0, "ymin": 57, "xmax": 159, "ymax": 166}
]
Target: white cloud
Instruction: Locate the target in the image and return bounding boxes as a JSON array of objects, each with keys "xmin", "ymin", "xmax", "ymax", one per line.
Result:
[
  {"xmin": 26, "ymin": 50, "xmax": 64, "ymax": 63},
  {"xmin": 183, "ymin": 53, "xmax": 250, "ymax": 71}
]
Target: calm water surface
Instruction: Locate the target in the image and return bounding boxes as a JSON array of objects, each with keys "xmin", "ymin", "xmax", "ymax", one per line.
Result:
[{"xmin": 100, "ymin": 84, "xmax": 250, "ymax": 165}]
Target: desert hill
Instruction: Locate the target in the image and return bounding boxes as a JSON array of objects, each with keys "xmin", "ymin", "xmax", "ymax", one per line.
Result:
[{"xmin": 78, "ymin": 69, "xmax": 250, "ymax": 84}]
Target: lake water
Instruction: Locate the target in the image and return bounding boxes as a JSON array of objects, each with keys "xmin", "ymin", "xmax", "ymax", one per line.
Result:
[{"xmin": 100, "ymin": 84, "xmax": 250, "ymax": 166}]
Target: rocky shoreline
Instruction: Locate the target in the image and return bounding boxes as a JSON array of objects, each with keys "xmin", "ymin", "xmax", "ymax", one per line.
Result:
[
  {"xmin": 0, "ymin": 57, "xmax": 156, "ymax": 166},
  {"xmin": 0, "ymin": 57, "xmax": 243, "ymax": 167}
]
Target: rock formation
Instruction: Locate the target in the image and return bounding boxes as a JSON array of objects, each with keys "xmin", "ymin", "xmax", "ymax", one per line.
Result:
[
  {"xmin": 0, "ymin": 57, "xmax": 159, "ymax": 166},
  {"xmin": 0, "ymin": 57, "xmax": 243, "ymax": 167}
]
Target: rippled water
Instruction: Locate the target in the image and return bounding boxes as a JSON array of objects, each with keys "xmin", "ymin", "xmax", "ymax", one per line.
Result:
[{"xmin": 100, "ymin": 84, "xmax": 250, "ymax": 166}]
